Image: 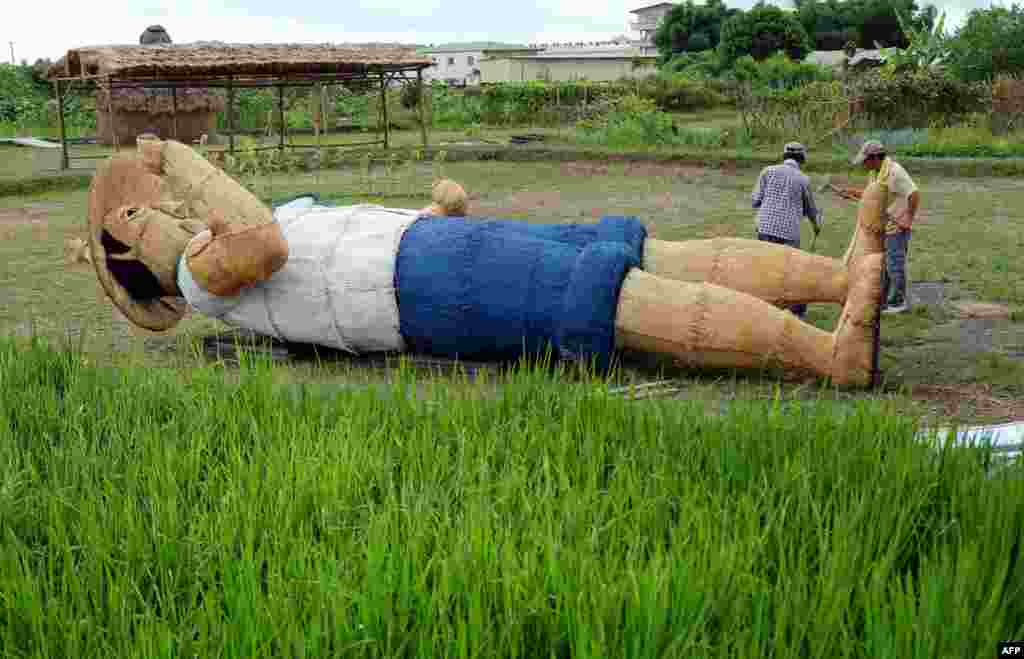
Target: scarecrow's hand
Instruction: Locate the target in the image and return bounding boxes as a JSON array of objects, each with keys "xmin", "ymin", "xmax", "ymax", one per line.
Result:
[{"xmin": 186, "ymin": 211, "xmax": 289, "ymax": 297}]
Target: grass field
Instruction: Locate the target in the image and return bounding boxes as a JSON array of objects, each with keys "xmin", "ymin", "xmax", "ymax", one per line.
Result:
[
  {"xmin": 1, "ymin": 336, "xmax": 1022, "ymax": 658},
  {"xmin": 1, "ymin": 154, "xmax": 1022, "ymax": 424}
]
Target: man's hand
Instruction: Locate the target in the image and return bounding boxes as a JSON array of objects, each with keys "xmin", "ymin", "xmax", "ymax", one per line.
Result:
[{"xmin": 894, "ymin": 209, "xmax": 914, "ymax": 231}]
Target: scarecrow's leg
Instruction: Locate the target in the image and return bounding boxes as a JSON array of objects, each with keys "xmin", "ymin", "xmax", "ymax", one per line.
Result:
[
  {"xmin": 641, "ymin": 183, "xmax": 887, "ymax": 306},
  {"xmin": 614, "ymin": 252, "xmax": 883, "ymax": 387},
  {"xmin": 642, "ymin": 238, "xmax": 849, "ymax": 305}
]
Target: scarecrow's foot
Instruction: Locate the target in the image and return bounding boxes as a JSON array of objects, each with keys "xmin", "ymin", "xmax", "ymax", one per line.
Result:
[{"xmin": 830, "ymin": 252, "xmax": 884, "ymax": 387}]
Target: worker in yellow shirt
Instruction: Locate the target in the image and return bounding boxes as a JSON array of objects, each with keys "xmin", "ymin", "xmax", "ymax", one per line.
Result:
[{"xmin": 841, "ymin": 140, "xmax": 921, "ymax": 314}]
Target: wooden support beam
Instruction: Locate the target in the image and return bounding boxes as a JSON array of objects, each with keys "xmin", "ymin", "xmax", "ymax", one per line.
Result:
[
  {"xmin": 380, "ymin": 72, "xmax": 389, "ymax": 149},
  {"xmin": 417, "ymin": 69, "xmax": 428, "ymax": 149},
  {"xmin": 171, "ymin": 86, "xmax": 179, "ymax": 140},
  {"xmin": 278, "ymin": 84, "xmax": 286, "ymax": 156},
  {"xmin": 227, "ymin": 77, "xmax": 236, "ymax": 156},
  {"xmin": 54, "ymin": 79, "xmax": 69, "ymax": 171}
]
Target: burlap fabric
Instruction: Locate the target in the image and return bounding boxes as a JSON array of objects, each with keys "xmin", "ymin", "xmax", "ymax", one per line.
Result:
[{"xmin": 88, "ymin": 137, "xmax": 285, "ymax": 329}]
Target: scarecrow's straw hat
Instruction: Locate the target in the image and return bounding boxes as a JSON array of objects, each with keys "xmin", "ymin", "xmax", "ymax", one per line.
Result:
[{"xmin": 87, "ymin": 153, "xmax": 188, "ymax": 331}]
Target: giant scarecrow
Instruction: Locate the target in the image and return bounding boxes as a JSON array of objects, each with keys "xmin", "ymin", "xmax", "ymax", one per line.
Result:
[{"xmin": 86, "ymin": 138, "xmax": 887, "ymax": 386}]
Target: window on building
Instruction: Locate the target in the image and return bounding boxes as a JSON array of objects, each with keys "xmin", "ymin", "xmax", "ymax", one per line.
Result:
[
  {"xmin": 467, "ymin": 55, "xmax": 475, "ymax": 65},
  {"xmin": 447, "ymin": 57, "xmax": 455, "ymax": 65}
]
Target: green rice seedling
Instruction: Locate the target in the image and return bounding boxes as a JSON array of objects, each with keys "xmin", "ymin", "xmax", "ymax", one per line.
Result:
[{"xmin": 0, "ymin": 335, "xmax": 1021, "ymax": 657}]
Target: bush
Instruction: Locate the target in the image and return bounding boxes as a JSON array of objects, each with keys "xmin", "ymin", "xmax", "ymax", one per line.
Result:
[
  {"xmin": 0, "ymin": 64, "xmax": 47, "ymax": 123},
  {"xmin": 731, "ymin": 53, "xmax": 835, "ymax": 91},
  {"xmin": 663, "ymin": 50, "xmax": 727, "ymax": 79},
  {"xmin": 900, "ymin": 118, "xmax": 1024, "ymax": 158},
  {"xmin": 637, "ymin": 74, "xmax": 727, "ymax": 112},
  {"xmin": 736, "ymin": 80, "xmax": 849, "ymax": 146},
  {"xmin": 848, "ymin": 69, "xmax": 991, "ymax": 128},
  {"xmin": 575, "ymin": 94, "xmax": 730, "ymax": 149}
]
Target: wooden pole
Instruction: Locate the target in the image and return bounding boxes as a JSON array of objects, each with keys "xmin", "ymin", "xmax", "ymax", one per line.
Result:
[
  {"xmin": 417, "ymin": 69, "xmax": 428, "ymax": 148},
  {"xmin": 106, "ymin": 79, "xmax": 119, "ymax": 152},
  {"xmin": 171, "ymin": 85, "xmax": 179, "ymax": 140},
  {"xmin": 277, "ymin": 84, "xmax": 285, "ymax": 157},
  {"xmin": 317, "ymin": 82, "xmax": 325, "ymax": 152},
  {"xmin": 380, "ymin": 72, "xmax": 389, "ymax": 149},
  {"xmin": 54, "ymin": 79, "xmax": 69, "ymax": 171},
  {"xmin": 227, "ymin": 77, "xmax": 236, "ymax": 156}
]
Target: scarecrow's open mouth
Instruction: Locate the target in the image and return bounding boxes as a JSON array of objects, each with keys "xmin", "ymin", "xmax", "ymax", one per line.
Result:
[
  {"xmin": 101, "ymin": 230, "xmax": 132, "ymax": 254},
  {"xmin": 101, "ymin": 230, "xmax": 166, "ymax": 301}
]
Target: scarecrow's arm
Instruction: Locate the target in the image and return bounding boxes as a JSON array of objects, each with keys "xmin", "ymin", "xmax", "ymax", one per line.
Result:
[{"xmin": 185, "ymin": 211, "xmax": 289, "ymax": 297}]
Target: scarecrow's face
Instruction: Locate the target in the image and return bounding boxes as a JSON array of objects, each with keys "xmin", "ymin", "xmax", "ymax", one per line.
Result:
[{"xmin": 101, "ymin": 204, "xmax": 204, "ymax": 298}]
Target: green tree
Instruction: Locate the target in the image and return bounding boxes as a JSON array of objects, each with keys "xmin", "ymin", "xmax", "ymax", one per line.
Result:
[
  {"xmin": 653, "ymin": 0, "xmax": 740, "ymax": 62},
  {"xmin": 945, "ymin": 5, "xmax": 1024, "ymax": 81},
  {"xmin": 793, "ymin": 0, "xmax": 935, "ymax": 50},
  {"xmin": 718, "ymin": 3, "xmax": 814, "ymax": 67},
  {"xmin": 880, "ymin": 7, "xmax": 949, "ymax": 71}
]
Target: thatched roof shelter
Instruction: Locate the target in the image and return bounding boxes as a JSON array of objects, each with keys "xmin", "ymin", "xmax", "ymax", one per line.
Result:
[
  {"xmin": 47, "ymin": 41, "xmax": 433, "ymax": 169},
  {"xmin": 47, "ymin": 43, "xmax": 433, "ymax": 81}
]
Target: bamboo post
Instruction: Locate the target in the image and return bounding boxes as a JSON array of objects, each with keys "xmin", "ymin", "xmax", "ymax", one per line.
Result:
[
  {"xmin": 106, "ymin": 79, "xmax": 120, "ymax": 152},
  {"xmin": 227, "ymin": 77, "xmax": 236, "ymax": 156},
  {"xmin": 317, "ymin": 82, "xmax": 325, "ymax": 151},
  {"xmin": 171, "ymin": 85, "xmax": 179, "ymax": 140},
  {"xmin": 380, "ymin": 72, "xmax": 390, "ymax": 149},
  {"xmin": 417, "ymin": 69, "xmax": 428, "ymax": 148},
  {"xmin": 54, "ymin": 79, "xmax": 69, "ymax": 171},
  {"xmin": 277, "ymin": 84, "xmax": 285, "ymax": 158}
]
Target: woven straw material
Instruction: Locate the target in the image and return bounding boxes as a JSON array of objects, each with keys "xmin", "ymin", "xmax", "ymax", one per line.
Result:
[
  {"xmin": 95, "ymin": 88, "xmax": 226, "ymax": 114},
  {"xmin": 50, "ymin": 43, "xmax": 431, "ymax": 80},
  {"xmin": 429, "ymin": 179, "xmax": 468, "ymax": 216},
  {"xmin": 830, "ymin": 252, "xmax": 884, "ymax": 386},
  {"xmin": 142, "ymin": 139, "xmax": 273, "ymax": 228},
  {"xmin": 615, "ymin": 251, "xmax": 883, "ymax": 387},
  {"xmin": 185, "ymin": 222, "xmax": 289, "ymax": 297},
  {"xmin": 87, "ymin": 154, "xmax": 192, "ymax": 331},
  {"xmin": 843, "ymin": 180, "xmax": 886, "ymax": 267},
  {"xmin": 140, "ymin": 138, "xmax": 289, "ymax": 295},
  {"xmin": 615, "ymin": 270, "xmax": 833, "ymax": 375},
  {"xmin": 642, "ymin": 238, "xmax": 849, "ymax": 306}
]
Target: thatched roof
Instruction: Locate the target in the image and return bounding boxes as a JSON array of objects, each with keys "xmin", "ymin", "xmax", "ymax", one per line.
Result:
[{"xmin": 48, "ymin": 43, "xmax": 433, "ymax": 80}]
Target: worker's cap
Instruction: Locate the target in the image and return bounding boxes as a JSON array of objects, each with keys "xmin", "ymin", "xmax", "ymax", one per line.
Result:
[
  {"xmin": 852, "ymin": 140, "xmax": 886, "ymax": 165},
  {"xmin": 784, "ymin": 142, "xmax": 807, "ymax": 156}
]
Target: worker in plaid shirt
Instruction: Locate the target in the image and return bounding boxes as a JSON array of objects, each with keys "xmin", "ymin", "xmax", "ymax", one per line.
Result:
[{"xmin": 752, "ymin": 142, "xmax": 823, "ymax": 318}]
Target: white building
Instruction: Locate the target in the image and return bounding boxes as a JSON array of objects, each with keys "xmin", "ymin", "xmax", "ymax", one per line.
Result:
[
  {"xmin": 418, "ymin": 42, "xmax": 529, "ymax": 85},
  {"xmin": 478, "ymin": 43, "xmax": 658, "ymax": 83},
  {"xmin": 629, "ymin": 2, "xmax": 677, "ymax": 56}
]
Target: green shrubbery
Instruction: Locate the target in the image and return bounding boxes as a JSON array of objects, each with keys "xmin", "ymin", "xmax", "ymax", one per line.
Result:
[
  {"xmin": 849, "ymin": 69, "xmax": 991, "ymax": 129},
  {"xmin": 732, "ymin": 53, "xmax": 835, "ymax": 90},
  {"xmin": 575, "ymin": 94, "xmax": 730, "ymax": 149}
]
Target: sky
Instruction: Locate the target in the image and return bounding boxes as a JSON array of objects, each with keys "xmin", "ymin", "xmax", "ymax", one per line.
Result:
[{"xmin": 1, "ymin": 0, "xmax": 1005, "ymax": 65}]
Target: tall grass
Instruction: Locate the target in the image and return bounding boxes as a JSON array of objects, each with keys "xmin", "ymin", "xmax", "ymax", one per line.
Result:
[{"xmin": 0, "ymin": 335, "xmax": 1021, "ymax": 657}]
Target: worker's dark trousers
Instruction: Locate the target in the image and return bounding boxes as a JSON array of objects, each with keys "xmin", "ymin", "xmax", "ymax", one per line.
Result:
[
  {"xmin": 883, "ymin": 229, "xmax": 911, "ymax": 306},
  {"xmin": 757, "ymin": 232, "xmax": 807, "ymax": 318}
]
